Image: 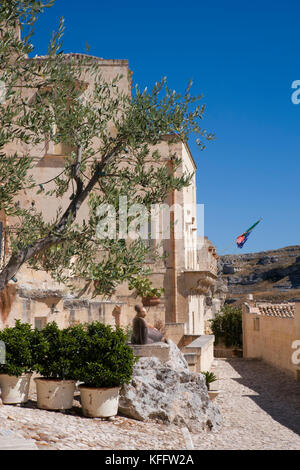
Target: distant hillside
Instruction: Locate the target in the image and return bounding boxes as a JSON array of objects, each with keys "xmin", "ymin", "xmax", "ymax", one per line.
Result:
[{"xmin": 219, "ymin": 245, "xmax": 300, "ymax": 304}]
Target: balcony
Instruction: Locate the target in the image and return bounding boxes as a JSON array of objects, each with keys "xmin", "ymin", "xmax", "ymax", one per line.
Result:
[
  {"xmin": 185, "ymin": 247, "xmax": 218, "ymax": 277},
  {"xmin": 183, "ymin": 247, "xmax": 218, "ymax": 295}
]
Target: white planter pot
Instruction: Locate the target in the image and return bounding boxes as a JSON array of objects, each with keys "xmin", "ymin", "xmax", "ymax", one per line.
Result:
[
  {"xmin": 208, "ymin": 390, "xmax": 220, "ymax": 401},
  {"xmin": 35, "ymin": 378, "xmax": 75, "ymax": 410},
  {"xmin": 0, "ymin": 373, "xmax": 32, "ymax": 404},
  {"xmin": 79, "ymin": 385, "xmax": 120, "ymax": 418}
]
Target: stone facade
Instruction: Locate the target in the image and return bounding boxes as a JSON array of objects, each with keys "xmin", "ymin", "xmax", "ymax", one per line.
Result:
[{"xmin": 0, "ymin": 46, "xmax": 221, "ymax": 347}]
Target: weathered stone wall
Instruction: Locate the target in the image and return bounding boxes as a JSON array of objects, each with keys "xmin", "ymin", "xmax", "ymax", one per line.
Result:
[
  {"xmin": 242, "ymin": 302, "xmax": 300, "ymax": 380},
  {"xmin": 0, "ymin": 266, "xmax": 167, "ymax": 331}
]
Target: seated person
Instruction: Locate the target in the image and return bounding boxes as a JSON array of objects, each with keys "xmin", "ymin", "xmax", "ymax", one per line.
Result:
[{"xmin": 131, "ymin": 305, "xmax": 163, "ymax": 344}]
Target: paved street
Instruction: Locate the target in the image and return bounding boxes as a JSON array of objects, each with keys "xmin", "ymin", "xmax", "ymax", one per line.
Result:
[
  {"xmin": 192, "ymin": 358, "xmax": 300, "ymax": 450},
  {"xmin": 0, "ymin": 358, "xmax": 299, "ymax": 450}
]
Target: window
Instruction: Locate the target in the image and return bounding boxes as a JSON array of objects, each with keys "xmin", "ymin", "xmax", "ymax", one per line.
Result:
[
  {"xmin": 34, "ymin": 317, "xmax": 47, "ymax": 331},
  {"xmin": 253, "ymin": 318, "xmax": 260, "ymax": 331}
]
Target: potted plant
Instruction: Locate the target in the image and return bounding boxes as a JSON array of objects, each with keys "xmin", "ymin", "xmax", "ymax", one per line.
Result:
[
  {"xmin": 77, "ymin": 322, "xmax": 136, "ymax": 418},
  {"xmin": 34, "ymin": 322, "xmax": 84, "ymax": 410},
  {"xmin": 129, "ymin": 278, "xmax": 164, "ymax": 307},
  {"xmin": 0, "ymin": 321, "xmax": 35, "ymax": 404},
  {"xmin": 201, "ymin": 371, "xmax": 219, "ymax": 401}
]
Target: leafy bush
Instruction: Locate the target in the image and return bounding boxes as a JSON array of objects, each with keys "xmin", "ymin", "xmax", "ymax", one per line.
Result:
[
  {"xmin": 76, "ymin": 322, "xmax": 136, "ymax": 388},
  {"xmin": 0, "ymin": 320, "xmax": 136, "ymax": 386},
  {"xmin": 34, "ymin": 322, "xmax": 86, "ymax": 380},
  {"xmin": 209, "ymin": 305, "xmax": 243, "ymax": 348},
  {"xmin": 0, "ymin": 320, "xmax": 35, "ymax": 376}
]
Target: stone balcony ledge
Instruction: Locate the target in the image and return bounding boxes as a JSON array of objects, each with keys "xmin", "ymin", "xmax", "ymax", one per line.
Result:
[{"xmin": 182, "ymin": 271, "xmax": 217, "ymax": 295}]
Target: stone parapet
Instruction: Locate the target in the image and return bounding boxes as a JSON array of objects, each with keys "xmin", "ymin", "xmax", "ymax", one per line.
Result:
[
  {"xmin": 128, "ymin": 342, "xmax": 171, "ymax": 363},
  {"xmin": 182, "ymin": 335, "xmax": 215, "ymax": 372}
]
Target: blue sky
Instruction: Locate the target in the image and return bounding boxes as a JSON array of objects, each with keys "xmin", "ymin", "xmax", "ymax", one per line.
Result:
[{"xmin": 29, "ymin": 0, "xmax": 300, "ymax": 254}]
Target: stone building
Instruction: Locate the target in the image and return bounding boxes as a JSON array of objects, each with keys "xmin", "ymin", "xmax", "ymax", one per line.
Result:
[
  {"xmin": 243, "ymin": 296, "xmax": 300, "ymax": 380},
  {"xmin": 0, "ymin": 42, "xmax": 221, "ymax": 353}
]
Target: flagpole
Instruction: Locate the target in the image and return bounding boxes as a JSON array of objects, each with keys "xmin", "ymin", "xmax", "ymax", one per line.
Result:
[{"xmin": 218, "ymin": 240, "xmax": 237, "ymax": 255}]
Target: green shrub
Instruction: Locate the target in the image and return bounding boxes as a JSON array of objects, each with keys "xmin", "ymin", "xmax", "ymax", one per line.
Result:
[
  {"xmin": 0, "ymin": 320, "xmax": 35, "ymax": 376},
  {"xmin": 76, "ymin": 322, "xmax": 136, "ymax": 388},
  {"xmin": 209, "ymin": 304, "xmax": 243, "ymax": 348},
  {"xmin": 34, "ymin": 322, "xmax": 86, "ymax": 380}
]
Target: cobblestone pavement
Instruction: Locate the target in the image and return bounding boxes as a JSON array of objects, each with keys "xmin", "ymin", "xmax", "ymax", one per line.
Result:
[
  {"xmin": 192, "ymin": 358, "xmax": 300, "ymax": 450},
  {"xmin": 0, "ymin": 358, "xmax": 299, "ymax": 450},
  {"xmin": 0, "ymin": 387, "xmax": 189, "ymax": 450}
]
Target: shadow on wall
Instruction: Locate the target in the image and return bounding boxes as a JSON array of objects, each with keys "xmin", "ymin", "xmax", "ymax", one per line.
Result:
[
  {"xmin": 0, "ymin": 285, "xmax": 17, "ymax": 325},
  {"xmin": 227, "ymin": 358, "xmax": 300, "ymax": 437}
]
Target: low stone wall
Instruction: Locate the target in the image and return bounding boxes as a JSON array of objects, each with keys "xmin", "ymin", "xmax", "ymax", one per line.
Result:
[
  {"xmin": 243, "ymin": 302, "xmax": 300, "ymax": 380},
  {"xmin": 183, "ymin": 335, "xmax": 215, "ymax": 372},
  {"xmin": 129, "ymin": 336, "xmax": 215, "ymax": 373},
  {"xmin": 129, "ymin": 342, "xmax": 171, "ymax": 363},
  {"xmin": 214, "ymin": 341, "xmax": 243, "ymax": 358}
]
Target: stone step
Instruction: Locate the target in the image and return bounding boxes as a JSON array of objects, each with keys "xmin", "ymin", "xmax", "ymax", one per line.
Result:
[{"xmin": 0, "ymin": 437, "xmax": 38, "ymax": 450}]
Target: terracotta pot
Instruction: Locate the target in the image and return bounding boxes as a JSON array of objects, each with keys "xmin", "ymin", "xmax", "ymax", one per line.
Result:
[
  {"xmin": 35, "ymin": 378, "xmax": 75, "ymax": 410},
  {"xmin": 142, "ymin": 297, "xmax": 161, "ymax": 307},
  {"xmin": 79, "ymin": 385, "xmax": 120, "ymax": 418},
  {"xmin": 0, "ymin": 373, "xmax": 32, "ymax": 404}
]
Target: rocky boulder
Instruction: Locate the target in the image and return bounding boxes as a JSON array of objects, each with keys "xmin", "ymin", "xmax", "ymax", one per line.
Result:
[
  {"xmin": 165, "ymin": 339, "xmax": 189, "ymax": 371},
  {"xmin": 118, "ymin": 342, "xmax": 221, "ymax": 432}
]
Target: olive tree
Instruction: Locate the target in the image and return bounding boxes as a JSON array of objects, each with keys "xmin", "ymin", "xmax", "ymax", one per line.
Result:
[{"xmin": 0, "ymin": 0, "xmax": 213, "ymax": 297}]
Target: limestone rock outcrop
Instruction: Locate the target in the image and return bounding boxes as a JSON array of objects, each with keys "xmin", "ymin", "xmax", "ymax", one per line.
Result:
[
  {"xmin": 219, "ymin": 245, "xmax": 300, "ymax": 304},
  {"xmin": 118, "ymin": 342, "xmax": 222, "ymax": 432}
]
